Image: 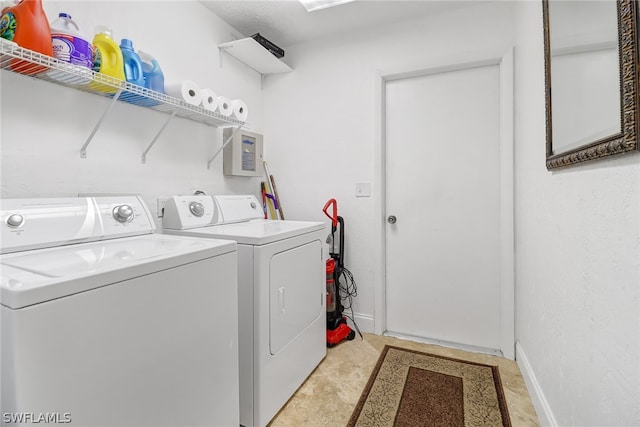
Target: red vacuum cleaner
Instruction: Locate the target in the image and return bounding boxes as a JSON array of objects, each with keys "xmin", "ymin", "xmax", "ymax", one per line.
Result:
[{"xmin": 323, "ymin": 199, "xmax": 357, "ymax": 347}]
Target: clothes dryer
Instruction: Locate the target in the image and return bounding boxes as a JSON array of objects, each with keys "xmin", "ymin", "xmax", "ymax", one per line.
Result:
[
  {"xmin": 163, "ymin": 194, "xmax": 326, "ymax": 427},
  {"xmin": 1, "ymin": 196, "xmax": 239, "ymax": 427}
]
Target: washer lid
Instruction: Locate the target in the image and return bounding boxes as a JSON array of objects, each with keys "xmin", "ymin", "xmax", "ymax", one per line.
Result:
[
  {"xmin": 170, "ymin": 219, "xmax": 326, "ymax": 245},
  {"xmin": 0, "ymin": 234, "xmax": 236, "ymax": 309}
]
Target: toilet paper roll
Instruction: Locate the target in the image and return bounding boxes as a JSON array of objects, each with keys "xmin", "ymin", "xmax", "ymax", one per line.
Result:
[
  {"xmin": 165, "ymin": 80, "xmax": 202, "ymax": 106},
  {"xmin": 230, "ymin": 99, "xmax": 249, "ymax": 122},
  {"xmin": 216, "ymin": 96, "xmax": 233, "ymax": 117},
  {"xmin": 201, "ymin": 89, "xmax": 218, "ymax": 112}
]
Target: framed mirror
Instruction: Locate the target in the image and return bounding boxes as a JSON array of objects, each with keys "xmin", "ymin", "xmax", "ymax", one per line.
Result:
[{"xmin": 543, "ymin": 0, "xmax": 639, "ymax": 170}]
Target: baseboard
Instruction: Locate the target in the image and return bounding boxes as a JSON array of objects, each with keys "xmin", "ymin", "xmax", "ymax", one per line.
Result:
[
  {"xmin": 515, "ymin": 342, "xmax": 558, "ymax": 427},
  {"xmin": 384, "ymin": 331, "xmax": 502, "ymax": 357},
  {"xmin": 345, "ymin": 312, "xmax": 374, "ymax": 334}
]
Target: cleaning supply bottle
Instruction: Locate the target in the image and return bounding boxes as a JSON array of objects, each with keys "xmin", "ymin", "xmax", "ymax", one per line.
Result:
[
  {"xmin": 119, "ymin": 38, "xmax": 144, "ymax": 87},
  {"xmin": 133, "ymin": 50, "xmax": 164, "ymax": 106},
  {"xmin": 50, "ymin": 12, "xmax": 92, "ymax": 69},
  {"xmin": 0, "ymin": 0, "xmax": 53, "ymax": 73},
  {"xmin": 90, "ymin": 26, "xmax": 124, "ymax": 93},
  {"xmin": 138, "ymin": 50, "xmax": 164, "ymax": 94}
]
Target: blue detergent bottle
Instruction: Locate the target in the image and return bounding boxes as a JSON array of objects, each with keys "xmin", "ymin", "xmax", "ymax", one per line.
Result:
[
  {"xmin": 119, "ymin": 38, "xmax": 144, "ymax": 87},
  {"xmin": 138, "ymin": 50, "xmax": 164, "ymax": 94},
  {"xmin": 134, "ymin": 50, "xmax": 164, "ymax": 107}
]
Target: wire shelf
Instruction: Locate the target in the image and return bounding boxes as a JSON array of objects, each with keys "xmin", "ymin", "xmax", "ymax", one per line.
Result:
[
  {"xmin": 0, "ymin": 39, "xmax": 244, "ymax": 128},
  {"xmin": 1, "ymin": 39, "xmax": 244, "ymax": 163}
]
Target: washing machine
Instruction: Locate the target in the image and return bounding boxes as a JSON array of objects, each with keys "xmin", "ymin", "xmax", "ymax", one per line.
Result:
[
  {"xmin": 0, "ymin": 196, "xmax": 239, "ymax": 427},
  {"xmin": 162, "ymin": 194, "xmax": 327, "ymax": 427}
]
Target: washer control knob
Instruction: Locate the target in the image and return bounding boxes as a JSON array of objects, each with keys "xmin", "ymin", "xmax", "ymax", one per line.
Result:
[
  {"xmin": 6, "ymin": 214, "xmax": 24, "ymax": 228},
  {"xmin": 189, "ymin": 202, "xmax": 205, "ymax": 217},
  {"xmin": 250, "ymin": 201, "xmax": 257, "ymax": 209},
  {"xmin": 113, "ymin": 205, "xmax": 134, "ymax": 223}
]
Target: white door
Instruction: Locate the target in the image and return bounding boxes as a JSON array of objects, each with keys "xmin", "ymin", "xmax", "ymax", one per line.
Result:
[{"xmin": 384, "ymin": 60, "xmax": 512, "ymax": 355}]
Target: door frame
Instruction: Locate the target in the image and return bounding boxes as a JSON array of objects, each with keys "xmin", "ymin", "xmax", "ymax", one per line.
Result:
[{"xmin": 372, "ymin": 48, "xmax": 515, "ymax": 359}]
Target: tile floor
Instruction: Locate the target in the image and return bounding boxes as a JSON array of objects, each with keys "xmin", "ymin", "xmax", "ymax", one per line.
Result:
[{"xmin": 269, "ymin": 333, "xmax": 539, "ymax": 426}]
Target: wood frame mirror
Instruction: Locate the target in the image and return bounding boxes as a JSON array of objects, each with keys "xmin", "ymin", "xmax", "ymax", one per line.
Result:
[{"xmin": 544, "ymin": 0, "xmax": 639, "ymax": 170}]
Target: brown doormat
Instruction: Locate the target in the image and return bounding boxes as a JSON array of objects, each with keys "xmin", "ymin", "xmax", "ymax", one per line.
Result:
[{"xmin": 347, "ymin": 345, "xmax": 512, "ymax": 427}]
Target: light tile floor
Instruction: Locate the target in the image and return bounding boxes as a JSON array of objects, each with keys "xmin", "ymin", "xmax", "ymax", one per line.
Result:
[{"xmin": 269, "ymin": 333, "xmax": 539, "ymax": 426}]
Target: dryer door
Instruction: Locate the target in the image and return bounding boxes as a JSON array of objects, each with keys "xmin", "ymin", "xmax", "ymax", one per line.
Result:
[{"xmin": 269, "ymin": 240, "xmax": 323, "ymax": 355}]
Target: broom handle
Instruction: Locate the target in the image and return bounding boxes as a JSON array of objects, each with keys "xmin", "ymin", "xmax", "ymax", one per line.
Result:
[
  {"xmin": 270, "ymin": 174, "xmax": 285, "ymax": 220},
  {"xmin": 263, "ymin": 160, "xmax": 281, "ymax": 220},
  {"xmin": 263, "ymin": 181, "xmax": 277, "ymax": 219}
]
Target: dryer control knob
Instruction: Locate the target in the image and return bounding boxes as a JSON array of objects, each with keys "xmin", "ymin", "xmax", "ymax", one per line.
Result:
[
  {"xmin": 113, "ymin": 205, "xmax": 134, "ymax": 223},
  {"xmin": 250, "ymin": 201, "xmax": 257, "ymax": 209},
  {"xmin": 189, "ymin": 202, "xmax": 205, "ymax": 217},
  {"xmin": 6, "ymin": 213, "xmax": 24, "ymax": 228}
]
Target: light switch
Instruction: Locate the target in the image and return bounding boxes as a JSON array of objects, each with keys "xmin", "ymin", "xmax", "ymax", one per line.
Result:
[{"xmin": 355, "ymin": 182, "xmax": 371, "ymax": 197}]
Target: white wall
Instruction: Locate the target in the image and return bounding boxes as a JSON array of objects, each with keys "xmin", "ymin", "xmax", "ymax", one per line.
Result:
[
  {"xmin": 0, "ymin": 1, "xmax": 264, "ymax": 222},
  {"xmin": 3, "ymin": 1, "xmax": 639, "ymax": 425},
  {"xmin": 264, "ymin": 0, "xmax": 640, "ymax": 424},
  {"xmin": 263, "ymin": 2, "xmax": 515, "ymax": 332},
  {"xmin": 514, "ymin": 1, "xmax": 640, "ymax": 426}
]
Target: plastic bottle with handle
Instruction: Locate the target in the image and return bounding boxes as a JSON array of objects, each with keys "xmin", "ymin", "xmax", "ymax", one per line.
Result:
[
  {"xmin": 0, "ymin": 0, "xmax": 53, "ymax": 74},
  {"xmin": 50, "ymin": 12, "xmax": 92, "ymax": 68},
  {"xmin": 90, "ymin": 26, "xmax": 125, "ymax": 93},
  {"xmin": 134, "ymin": 50, "xmax": 164, "ymax": 106},
  {"xmin": 119, "ymin": 38, "xmax": 144, "ymax": 87},
  {"xmin": 138, "ymin": 50, "xmax": 164, "ymax": 93}
]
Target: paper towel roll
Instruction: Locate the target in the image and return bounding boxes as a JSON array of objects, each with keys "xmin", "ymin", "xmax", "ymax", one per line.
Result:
[
  {"xmin": 230, "ymin": 99, "xmax": 249, "ymax": 122},
  {"xmin": 201, "ymin": 89, "xmax": 218, "ymax": 112},
  {"xmin": 165, "ymin": 81, "xmax": 202, "ymax": 106},
  {"xmin": 216, "ymin": 96, "xmax": 233, "ymax": 117}
]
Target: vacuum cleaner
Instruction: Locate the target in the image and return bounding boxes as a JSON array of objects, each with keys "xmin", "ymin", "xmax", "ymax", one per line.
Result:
[{"xmin": 323, "ymin": 199, "xmax": 357, "ymax": 347}]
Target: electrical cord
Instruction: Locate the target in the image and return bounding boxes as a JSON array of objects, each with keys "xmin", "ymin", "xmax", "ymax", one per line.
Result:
[{"xmin": 336, "ymin": 265, "xmax": 363, "ymax": 340}]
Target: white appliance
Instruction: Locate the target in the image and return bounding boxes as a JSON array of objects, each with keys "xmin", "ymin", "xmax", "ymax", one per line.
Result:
[
  {"xmin": 163, "ymin": 194, "xmax": 326, "ymax": 427},
  {"xmin": 1, "ymin": 196, "xmax": 240, "ymax": 427}
]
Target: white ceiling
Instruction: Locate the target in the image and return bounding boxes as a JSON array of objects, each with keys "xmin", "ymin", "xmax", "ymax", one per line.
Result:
[{"xmin": 201, "ymin": 0, "xmax": 482, "ymax": 48}]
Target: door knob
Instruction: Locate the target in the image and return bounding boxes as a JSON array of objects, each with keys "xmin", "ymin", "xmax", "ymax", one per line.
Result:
[{"xmin": 387, "ymin": 215, "xmax": 397, "ymax": 224}]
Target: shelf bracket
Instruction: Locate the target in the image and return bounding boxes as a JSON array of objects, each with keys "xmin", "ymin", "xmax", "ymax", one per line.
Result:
[
  {"xmin": 80, "ymin": 88, "xmax": 123, "ymax": 158},
  {"xmin": 207, "ymin": 125, "xmax": 243, "ymax": 170},
  {"xmin": 141, "ymin": 111, "xmax": 177, "ymax": 164},
  {"xmin": 218, "ymin": 46, "xmax": 226, "ymax": 68},
  {"xmin": 80, "ymin": 88, "xmax": 123, "ymax": 159}
]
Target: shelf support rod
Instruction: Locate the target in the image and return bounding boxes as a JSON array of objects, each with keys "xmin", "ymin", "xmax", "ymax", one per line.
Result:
[
  {"xmin": 141, "ymin": 111, "xmax": 177, "ymax": 164},
  {"xmin": 80, "ymin": 88, "xmax": 123, "ymax": 158},
  {"xmin": 207, "ymin": 125, "xmax": 243, "ymax": 170},
  {"xmin": 218, "ymin": 47, "xmax": 225, "ymax": 68}
]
